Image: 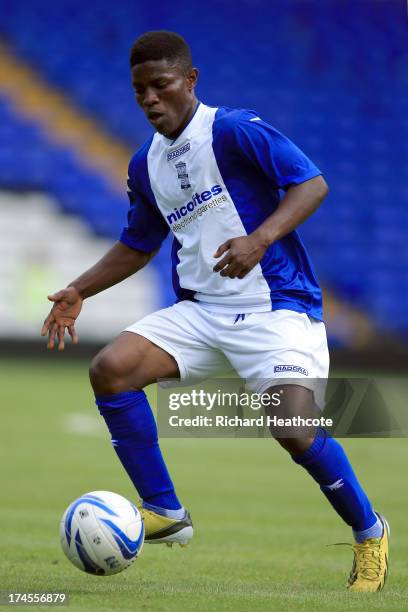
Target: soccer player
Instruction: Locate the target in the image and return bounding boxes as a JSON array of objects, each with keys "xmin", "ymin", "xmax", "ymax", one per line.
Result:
[{"xmin": 41, "ymin": 31, "xmax": 389, "ymax": 591}]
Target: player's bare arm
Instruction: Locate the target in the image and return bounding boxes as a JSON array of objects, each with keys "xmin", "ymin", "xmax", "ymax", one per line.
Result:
[
  {"xmin": 213, "ymin": 175, "xmax": 328, "ymax": 279},
  {"xmin": 41, "ymin": 241, "xmax": 156, "ymax": 350}
]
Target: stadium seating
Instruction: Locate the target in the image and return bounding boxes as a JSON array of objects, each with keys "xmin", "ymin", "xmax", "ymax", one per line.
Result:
[
  {"xmin": 0, "ymin": 0, "xmax": 406, "ymax": 338},
  {"xmin": 0, "ymin": 190, "xmax": 159, "ymax": 339}
]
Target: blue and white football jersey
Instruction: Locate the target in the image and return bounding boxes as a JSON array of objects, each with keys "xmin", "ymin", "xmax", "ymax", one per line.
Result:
[{"xmin": 120, "ymin": 103, "xmax": 323, "ymax": 319}]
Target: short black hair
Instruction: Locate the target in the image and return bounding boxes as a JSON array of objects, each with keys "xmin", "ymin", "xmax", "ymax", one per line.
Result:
[{"xmin": 130, "ymin": 31, "xmax": 192, "ymax": 73}]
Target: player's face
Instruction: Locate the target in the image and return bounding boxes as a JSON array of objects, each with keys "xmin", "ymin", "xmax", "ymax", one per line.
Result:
[{"xmin": 131, "ymin": 59, "xmax": 198, "ymax": 140}]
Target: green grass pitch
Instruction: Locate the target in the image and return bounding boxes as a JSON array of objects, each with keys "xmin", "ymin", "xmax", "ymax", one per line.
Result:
[{"xmin": 0, "ymin": 358, "xmax": 407, "ymax": 611}]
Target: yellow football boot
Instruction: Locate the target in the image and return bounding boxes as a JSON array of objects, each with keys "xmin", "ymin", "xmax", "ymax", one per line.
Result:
[
  {"xmin": 139, "ymin": 507, "xmax": 193, "ymax": 547},
  {"xmin": 347, "ymin": 513, "xmax": 390, "ymax": 592}
]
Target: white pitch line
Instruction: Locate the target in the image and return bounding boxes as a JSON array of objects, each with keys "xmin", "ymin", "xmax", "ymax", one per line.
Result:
[{"xmin": 63, "ymin": 412, "xmax": 106, "ymax": 437}]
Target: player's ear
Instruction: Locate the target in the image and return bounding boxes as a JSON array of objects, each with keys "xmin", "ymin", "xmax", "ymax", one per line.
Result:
[{"xmin": 186, "ymin": 67, "xmax": 199, "ymax": 92}]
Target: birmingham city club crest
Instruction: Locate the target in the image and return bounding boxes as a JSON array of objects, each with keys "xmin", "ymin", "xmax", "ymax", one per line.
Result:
[{"xmin": 175, "ymin": 161, "xmax": 191, "ymax": 190}]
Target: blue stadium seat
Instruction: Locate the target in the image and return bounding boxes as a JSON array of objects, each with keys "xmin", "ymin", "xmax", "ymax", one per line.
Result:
[{"xmin": 0, "ymin": 0, "xmax": 407, "ymax": 335}]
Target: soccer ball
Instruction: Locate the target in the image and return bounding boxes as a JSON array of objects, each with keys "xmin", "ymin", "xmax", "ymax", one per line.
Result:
[{"xmin": 60, "ymin": 491, "xmax": 144, "ymax": 575}]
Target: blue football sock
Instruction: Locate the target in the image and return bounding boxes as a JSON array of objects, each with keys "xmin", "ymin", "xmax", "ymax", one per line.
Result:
[
  {"xmin": 142, "ymin": 501, "xmax": 186, "ymax": 520},
  {"xmin": 353, "ymin": 515, "xmax": 383, "ymax": 543},
  {"xmin": 292, "ymin": 429, "xmax": 377, "ymax": 532},
  {"xmin": 96, "ymin": 390, "xmax": 182, "ymax": 510}
]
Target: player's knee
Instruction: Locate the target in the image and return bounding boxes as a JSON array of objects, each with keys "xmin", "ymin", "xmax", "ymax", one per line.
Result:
[
  {"xmin": 89, "ymin": 349, "xmax": 133, "ymax": 395},
  {"xmin": 277, "ymin": 437, "xmax": 315, "ymax": 456}
]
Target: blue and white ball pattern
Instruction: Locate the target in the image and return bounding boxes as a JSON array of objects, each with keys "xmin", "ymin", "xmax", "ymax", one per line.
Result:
[{"xmin": 60, "ymin": 491, "xmax": 144, "ymax": 575}]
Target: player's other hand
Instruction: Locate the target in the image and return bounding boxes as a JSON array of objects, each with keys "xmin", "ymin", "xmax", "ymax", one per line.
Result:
[
  {"xmin": 213, "ymin": 234, "xmax": 269, "ymax": 279},
  {"xmin": 41, "ymin": 286, "xmax": 83, "ymax": 350}
]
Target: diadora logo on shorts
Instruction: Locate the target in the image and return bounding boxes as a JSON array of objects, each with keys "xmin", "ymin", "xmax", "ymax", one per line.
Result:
[
  {"xmin": 274, "ymin": 365, "xmax": 309, "ymax": 376},
  {"xmin": 167, "ymin": 143, "xmax": 191, "ymax": 161},
  {"xmin": 167, "ymin": 184, "xmax": 223, "ymax": 225}
]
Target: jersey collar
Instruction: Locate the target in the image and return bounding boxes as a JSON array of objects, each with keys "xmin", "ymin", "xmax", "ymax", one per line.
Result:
[{"xmin": 162, "ymin": 101, "xmax": 203, "ymax": 147}]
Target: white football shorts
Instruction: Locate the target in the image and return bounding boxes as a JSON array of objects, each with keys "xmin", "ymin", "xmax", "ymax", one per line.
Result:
[{"xmin": 124, "ymin": 301, "xmax": 329, "ymax": 405}]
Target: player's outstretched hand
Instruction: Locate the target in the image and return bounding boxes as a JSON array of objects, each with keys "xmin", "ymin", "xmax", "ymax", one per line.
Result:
[
  {"xmin": 213, "ymin": 235, "xmax": 268, "ymax": 279},
  {"xmin": 41, "ymin": 286, "xmax": 83, "ymax": 350}
]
